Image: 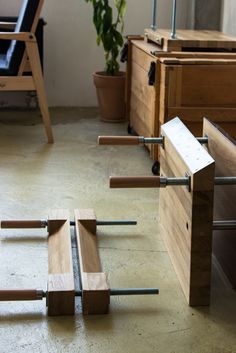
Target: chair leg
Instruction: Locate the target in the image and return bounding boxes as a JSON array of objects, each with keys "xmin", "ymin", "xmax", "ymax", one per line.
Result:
[{"xmin": 26, "ymin": 41, "xmax": 54, "ymax": 143}]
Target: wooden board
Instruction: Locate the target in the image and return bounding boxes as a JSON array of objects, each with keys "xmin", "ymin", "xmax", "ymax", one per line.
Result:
[
  {"xmin": 125, "ymin": 36, "xmax": 144, "ymax": 122},
  {"xmin": 159, "ymin": 118, "xmax": 215, "ymax": 305},
  {"xmin": 129, "ymin": 42, "xmax": 159, "ymax": 159},
  {"xmin": 203, "ymin": 119, "xmax": 236, "ymax": 287},
  {"xmin": 132, "ymin": 39, "xmax": 236, "ymax": 60},
  {"xmin": 47, "ymin": 209, "xmax": 75, "ymax": 316},
  {"xmin": 144, "ymin": 29, "xmax": 236, "ymax": 52},
  {"xmin": 74, "ymin": 209, "xmax": 110, "ymax": 314}
]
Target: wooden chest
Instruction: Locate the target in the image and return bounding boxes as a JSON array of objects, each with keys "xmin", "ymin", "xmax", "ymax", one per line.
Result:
[{"xmin": 126, "ymin": 31, "xmax": 236, "ymax": 164}]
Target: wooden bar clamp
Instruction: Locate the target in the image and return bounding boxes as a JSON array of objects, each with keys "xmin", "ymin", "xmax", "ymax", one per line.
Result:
[
  {"xmin": 74, "ymin": 209, "xmax": 110, "ymax": 315},
  {"xmin": 47, "ymin": 209, "xmax": 75, "ymax": 316}
]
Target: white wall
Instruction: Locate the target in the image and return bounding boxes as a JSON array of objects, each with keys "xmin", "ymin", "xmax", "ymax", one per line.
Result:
[
  {"xmin": 221, "ymin": 0, "xmax": 236, "ymax": 35},
  {"xmin": 0, "ymin": 0, "xmax": 188, "ymax": 106}
]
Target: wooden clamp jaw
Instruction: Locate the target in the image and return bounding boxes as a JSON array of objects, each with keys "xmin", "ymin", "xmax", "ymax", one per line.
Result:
[
  {"xmin": 74, "ymin": 209, "xmax": 110, "ymax": 315},
  {"xmin": 159, "ymin": 118, "xmax": 215, "ymax": 306},
  {"xmin": 47, "ymin": 209, "xmax": 75, "ymax": 316}
]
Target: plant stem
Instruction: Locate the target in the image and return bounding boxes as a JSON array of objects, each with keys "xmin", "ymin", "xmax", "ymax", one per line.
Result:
[{"xmin": 115, "ymin": 0, "xmax": 125, "ymax": 28}]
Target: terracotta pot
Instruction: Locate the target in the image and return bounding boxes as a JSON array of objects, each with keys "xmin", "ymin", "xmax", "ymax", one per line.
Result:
[{"xmin": 93, "ymin": 71, "xmax": 126, "ymax": 123}]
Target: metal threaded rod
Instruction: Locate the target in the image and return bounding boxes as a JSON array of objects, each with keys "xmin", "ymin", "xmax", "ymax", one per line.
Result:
[
  {"xmin": 214, "ymin": 177, "xmax": 236, "ymax": 185},
  {"xmin": 109, "ymin": 288, "xmax": 159, "ymax": 296},
  {"xmin": 151, "ymin": 0, "xmax": 157, "ymax": 30},
  {"xmin": 0, "ymin": 219, "xmax": 137, "ymax": 229},
  {"xmin": 171, "ymin": 0, "xmax": 177, "ymax": 39},
  {"xmin": 75, "ymin": 288, "xmax": 159, "ymax": 296},
  {"xmin": 96, "ymin": 220, "xmax": 137, "ymax": 226},
  {"xmin": 213, "ymin": 221, "xmax": 236, "ymax": 231}
]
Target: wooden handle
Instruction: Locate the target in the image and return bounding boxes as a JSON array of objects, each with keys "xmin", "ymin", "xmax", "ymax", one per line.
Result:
[
  {"xmin": 98, "ymin": 136, "xmax": 140, "ymax": 145},
  {"xmin": 0, "ymin": 289, "xmax": 39, "ymax": 301},
  {"xmin": 110, "ymin": 176, "xmax": 161, "ymax": 188},
  {"xmin": 1, "ymin": 220, "xmax": 44, "ymax": 229}
]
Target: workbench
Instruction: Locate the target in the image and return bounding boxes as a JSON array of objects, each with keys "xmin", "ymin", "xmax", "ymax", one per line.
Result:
[{"xmin": 126, "ymin": 30, "xmax": 236, "ymax": 171}]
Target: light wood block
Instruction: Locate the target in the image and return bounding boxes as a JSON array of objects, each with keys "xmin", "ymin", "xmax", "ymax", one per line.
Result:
[
  {"xmin": 203, "ymin": 119, "xmax": 236, "ymax": 287},
  {"xmin": 74, "ymin": 209, "xmax": 110, "ymax": 315},
  {"xmin": 159, "ymin": 118, "xmax": 215, "ymax": 306},
  {"xmin": 47, "ymin": 209, "xmax": 75, "ymax": 316}
]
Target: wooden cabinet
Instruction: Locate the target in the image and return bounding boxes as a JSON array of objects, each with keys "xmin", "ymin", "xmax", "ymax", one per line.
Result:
[{"xmin": 126, "ymin": 31, "xmax": 236, "ymax": 163}]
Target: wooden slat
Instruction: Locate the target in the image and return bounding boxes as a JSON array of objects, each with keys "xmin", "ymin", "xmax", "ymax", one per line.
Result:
[
  {"xmin": 47, "ymin": 209, "xmax": 75, "ymax": 316},
  {"xmin": 74, "ymin": 209, "xmax": 110, "ymax": 315},
  {"xmin": 0, "ymin": 76, "xmax": 35, "ymax": 91},
  {"xmin": 203, "ymin": 119, "xmax": 236, "ymax": 287},
  {"xmin": 159, "ymin": 118, "xmax": 215, "ymax": 306},
  {"xmin": 0, "ymin": 31, "xmax": 36, "ymax": 42},
  {"xmin": 144, "ymin": 29, "xmax": 236, "ymax": 52},
  {"xmin": 160, "ymin": 58, "xmax": 236, "ymax": 65},
  {"xmin": 26, "ymin": 40, "xmax": 54, "ymax": 143},
  {"xmin": 0, "ymin": 22, "xmax": 16, "ymax": 29},
  {"xmin": 132, "ymin": 39, "xmax": 236, "ymax": 59},
  {"xmin": 130, "ymin": 43, "xmax": 159, "ymax": 156},
  {"xmin": 125, "ymin": 36, "xmax": 143, "ymax": 120}
]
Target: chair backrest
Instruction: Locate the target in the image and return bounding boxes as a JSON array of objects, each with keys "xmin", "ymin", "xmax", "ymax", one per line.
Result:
[{"xmin": 6, "ymin": 0, "xmax": 43, "ymax": 75}]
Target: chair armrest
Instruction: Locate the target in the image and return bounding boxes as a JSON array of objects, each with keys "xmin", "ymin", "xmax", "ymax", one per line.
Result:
[
  {"xmin": 0, "ymin": 22, "xmax": 16, "ymax": 30},
  {"xmin": 0, "ymin": 32, "xmax": 36, "ymax": 42}
]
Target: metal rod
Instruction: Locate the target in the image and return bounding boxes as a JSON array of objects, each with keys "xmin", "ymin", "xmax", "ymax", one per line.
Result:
[
  {"xmin": 1, "ymin": 219, "xmax": 137, "ymax": 229},
  {"xmin": 161, "ymin": 177, "xmax": 188, "ymax": 187},
  {"xmin": 110, "ymin": 288, "xmax": 159, "ymax": 296},
  {"xmin": 171, "ymin": 0, "xmax": 177, "ymax": 39},
  {"xmin": 69, "ymin": 288, "xmax": 160, "ymax": 297},
  {"xmin": 151, "ymin": 0, "xmax": 157, "ymax": 30},
  {"xmin": 197, "ymin": 137, "xmax": 208, "ymax": 144},
  {"xmin": 96, "ymin": 220, "xmax": 137, "ymax": 226},
  {"xmin": 213, "ymin": 220, "xmax": 236, "ymax": 231},
  {"xmin": 214, "ymin": 177, "xmax": 236, "ymax": 185}
]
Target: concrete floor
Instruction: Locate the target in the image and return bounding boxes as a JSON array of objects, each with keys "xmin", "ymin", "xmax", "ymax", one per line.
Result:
[{"xmin": 0, "ymin": 108, "xmax": 235, "ymax": 353}]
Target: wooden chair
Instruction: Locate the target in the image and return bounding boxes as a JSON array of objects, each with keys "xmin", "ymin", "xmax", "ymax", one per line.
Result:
[{"xmin": 0, "ymin": 0, "xmax": 54, "ymax": 143}]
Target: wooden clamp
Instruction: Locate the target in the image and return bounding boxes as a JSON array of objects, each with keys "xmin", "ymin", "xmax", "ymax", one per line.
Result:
[
  {"xmin": 47, "ymin": 209, "xmax": 75, "ymax": 316},
  {"xmin": 74, "ymin": 209, "xmax": 110, "ymax": 315}
]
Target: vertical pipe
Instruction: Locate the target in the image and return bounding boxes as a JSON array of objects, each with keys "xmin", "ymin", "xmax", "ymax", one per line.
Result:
[
  {"xmin": 151, "ymin": 0, "xmax": 157, "ymax": 30},
  {"xmin": 171, "ymin": 0, "xmax": 177, "ymax": 39}
]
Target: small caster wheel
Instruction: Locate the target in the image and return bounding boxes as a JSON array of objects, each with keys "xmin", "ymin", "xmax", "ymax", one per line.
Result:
[
  {"xmin": 152, "ymin": 161, "xmax": 160, "ymax": 175},
  {"xmin": 127, "ymin": 123, "xmax": 137, "ymax": 136},
  {"xmin": 127, "ymin": 123, "xmax": 133, "ymax": 135}
]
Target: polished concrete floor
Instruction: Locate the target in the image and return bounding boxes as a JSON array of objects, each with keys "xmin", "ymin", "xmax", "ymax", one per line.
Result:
[{"xmin": 0, "ymin": 108, "xmax": 235, "ymax": 353}]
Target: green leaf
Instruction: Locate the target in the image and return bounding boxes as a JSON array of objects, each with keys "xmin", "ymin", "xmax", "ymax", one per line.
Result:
[
  {"xmin": 84, "ymin": 0, "xmax": 127, "ymax": 75},
  {"xmin": 102, "ymin": 6, "xmax": 112, "ymax": 33}
]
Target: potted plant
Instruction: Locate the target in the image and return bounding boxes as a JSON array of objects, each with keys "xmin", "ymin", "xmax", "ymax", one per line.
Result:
[{"xmin": 85, "ymin": 0, "xmax": 127, "ymax": 122}]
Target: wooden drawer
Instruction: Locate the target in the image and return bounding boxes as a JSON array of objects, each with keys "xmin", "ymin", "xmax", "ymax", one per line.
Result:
[{"xmin": 159, "ymin": 60, "xmax": 236, "ymax": 138}]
